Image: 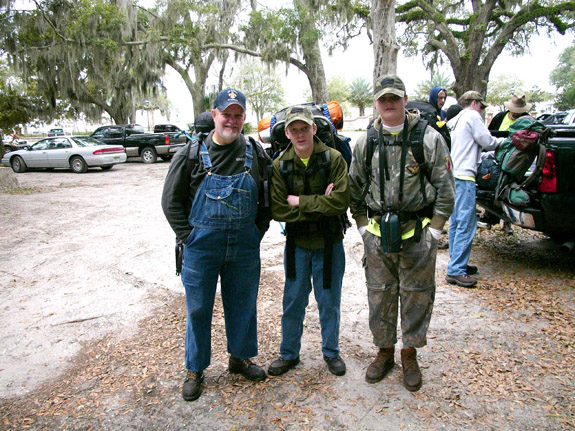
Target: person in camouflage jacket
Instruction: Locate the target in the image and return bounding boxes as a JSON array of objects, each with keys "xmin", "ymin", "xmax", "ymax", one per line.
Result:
[{"xmin": 349, "ymin": 75, "xmax": 455, "ymax": 392}]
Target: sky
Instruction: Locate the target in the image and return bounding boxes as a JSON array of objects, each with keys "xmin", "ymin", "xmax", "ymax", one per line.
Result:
[{"xmin": 161, "ymin": 26, "xmax": 574, "ymax": 128}]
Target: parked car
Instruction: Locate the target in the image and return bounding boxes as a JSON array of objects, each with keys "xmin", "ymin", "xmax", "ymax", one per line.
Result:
[
  {"xmin": 47, "ymin": 128, "xmax": 65, "ymax": 137},
  {"xmin": 536, "ymin": 112, "xmax": 567, "ymax": 125},
  {"xmin": 90, "ymin": 124, "xmax": 184, "ymax": 163},
  {"xmin": 1, "ymin": 136, "xmax": 127, "ymax": 173},
  {"xmin": 559, "ymin": 109, "xmax": 575, "ymax": 126},
  {"xmin": 2, "ymin": 134, "xmax": 28, "ymax": 153}
]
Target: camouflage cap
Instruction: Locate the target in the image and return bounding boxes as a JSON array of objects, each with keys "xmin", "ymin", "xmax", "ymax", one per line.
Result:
[
  {"xmin": 285, "ymin": 105, "xmax": 314, "ymax": 128},
  {"xmin": 374, "ymin": 74, "xmax": 406, "ymax": 99},
  {"xmin": 459, "ymin": 90, "xmax": 487, "ymax": 108}
]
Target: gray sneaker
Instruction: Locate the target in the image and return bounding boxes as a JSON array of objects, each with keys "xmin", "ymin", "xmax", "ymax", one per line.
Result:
[{"xmin": 445, "ymin": 274, "xmax": 477, "ymax": 288}]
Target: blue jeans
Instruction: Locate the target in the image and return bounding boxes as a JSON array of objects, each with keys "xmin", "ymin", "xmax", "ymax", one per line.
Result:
[
  {"xmin": 280, "ymin": 242, "xmax": 345, "ymax": 360},
  {"xmin": 447, "ymin": 179, "xmax": 477, "ymax": 276},
  {"xmin": 181, "ymin": 225, "xmax": 261, "ymax": 372}
]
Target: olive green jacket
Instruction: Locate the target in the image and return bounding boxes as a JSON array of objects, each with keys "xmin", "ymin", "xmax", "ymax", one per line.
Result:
[{"xmin": 271, "ymin": 137, "xmax": 350, "ymax": 249}]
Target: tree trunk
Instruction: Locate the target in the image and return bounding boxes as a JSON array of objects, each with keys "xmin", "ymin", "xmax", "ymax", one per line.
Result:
[
  {"xmin": 302, "ymin": 39, "xmax": 329, "ymax": 104},
  {"xmin": 371, "ymin": 0, "xmax": 399, "ymax": 83}
]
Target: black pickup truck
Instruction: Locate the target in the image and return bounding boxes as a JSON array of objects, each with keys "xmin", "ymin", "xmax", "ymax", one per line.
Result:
[
  {"xmin": 477, "ymin": 125, "xmax": 575, "ymax": 251},
  {"xmin": 90, "ymin": 124, "xmax": 185, "ymax": 163}
]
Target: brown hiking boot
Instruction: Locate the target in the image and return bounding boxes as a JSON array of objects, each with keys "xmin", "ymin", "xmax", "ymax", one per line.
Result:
[
  {"xmin": 365, "ymin": 347, "xmax": 394, "ymax": 383},
  {"xmin": 401, "ymin": 348, "xmax": 422, "ymax": 392}
]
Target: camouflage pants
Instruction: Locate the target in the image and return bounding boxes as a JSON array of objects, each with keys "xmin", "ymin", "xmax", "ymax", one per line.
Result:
[{"xmin": 362, "ymin": 227, "xmax": 437, "ymax": 349}]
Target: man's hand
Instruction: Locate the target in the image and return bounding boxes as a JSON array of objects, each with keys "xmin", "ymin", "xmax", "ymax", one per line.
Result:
[{"xmin": 287, "ymin": 195, "xmax": 300, "ymax": 207}]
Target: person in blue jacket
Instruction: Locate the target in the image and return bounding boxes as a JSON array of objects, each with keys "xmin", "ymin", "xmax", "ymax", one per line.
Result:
[{"xmin": 429, "ymin": 86, "xmax": 448, "ymax": 121}]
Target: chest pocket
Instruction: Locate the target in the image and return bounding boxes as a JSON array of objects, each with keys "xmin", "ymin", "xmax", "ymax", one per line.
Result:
[{"xmin": 204, "ymin": 185, "xmax": 251, "ymax": 220}]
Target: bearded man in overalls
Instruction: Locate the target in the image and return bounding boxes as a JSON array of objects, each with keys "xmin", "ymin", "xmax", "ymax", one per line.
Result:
[{"xmin": 162, "ymin": 88, "xmax": 272, "ymax": 401}]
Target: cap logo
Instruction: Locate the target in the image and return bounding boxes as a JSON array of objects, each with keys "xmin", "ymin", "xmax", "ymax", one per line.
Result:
[
  {"xmin": 227, "ymin": 89, "xmax": 237, "ymax": 99},
  {"xmin": 291, "ymin": 107, "xmax": 304, "ymax": 113},
  {"xmin": 380, "ymin": 78, "xmax": 395, "ymax": 87}
]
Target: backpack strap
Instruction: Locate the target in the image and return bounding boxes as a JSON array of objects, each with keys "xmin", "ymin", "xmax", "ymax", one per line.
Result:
[
  {"xmin": 186, "ymin": 137, "xmax": 201, "ymax": 172},
  {"xmin": 408, "ymin": 119, "xmax": 430, "ymax": 206},
  {"xmin": 280, "ymin": 149, "xmax": 341, "ymax": 290},
  {"xmin": 363, "ymin": 119, "xmax": 431, "ymax": 205}
]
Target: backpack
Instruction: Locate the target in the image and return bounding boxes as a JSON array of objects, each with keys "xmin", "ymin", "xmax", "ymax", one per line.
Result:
[
  {"xmin": 494, "ymin": 116, "xmax": 549, "ymax": 206},
  {"xmin": 406, "ymin": 100, "xmax": 451, "ymax": 150},
  {"xmin": 259, "ymin": 101, "xmax": 353, "ymax": 167},
  {"xmin": 477, "ymin": 154, "xmax": 501, "ymax": 190}
]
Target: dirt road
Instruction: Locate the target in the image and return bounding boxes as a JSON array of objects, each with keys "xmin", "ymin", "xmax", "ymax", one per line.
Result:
[{"xmin": 1, "ymin": 161, "xmax": 574, "ymax": 430}]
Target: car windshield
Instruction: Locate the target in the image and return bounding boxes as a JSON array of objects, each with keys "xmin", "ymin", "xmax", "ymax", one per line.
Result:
[
  {"xmin": 50, "ymin": 129, "xmax": 63, "ymax": 133},
  {"xmin": 32, "ymin": 140, "xmax": 51, "ymax": 150},
  {"xmin": 72, "ymin": 136, "xmax": 105, "ymax": 147}
]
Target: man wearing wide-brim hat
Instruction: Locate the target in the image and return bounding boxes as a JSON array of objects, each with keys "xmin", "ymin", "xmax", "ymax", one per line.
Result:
[{"xmin": 488, "ymin": 93, "xmax": 533, "ymax": 131}]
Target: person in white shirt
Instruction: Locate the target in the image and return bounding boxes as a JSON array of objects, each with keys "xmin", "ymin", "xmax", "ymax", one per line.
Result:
[{"xmin": 445, "ymin": 91, "xmax": 505, "ymax": 288}]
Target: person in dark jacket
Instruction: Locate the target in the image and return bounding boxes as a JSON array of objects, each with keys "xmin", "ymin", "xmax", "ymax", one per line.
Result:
[
  {"xmin": 429, "ymin": 86, "xmax": 448, "ymax": 121},
  {"xmin": 267, "ymin": 105, "xmax": 350, "ymax": 378},
  {"xmin": 488, "ymin": 94, "xmax": 532, "ymax": 131},
  {"xmin": 161, "ymin": 88, "xmax": 272, "ymax": 402}
]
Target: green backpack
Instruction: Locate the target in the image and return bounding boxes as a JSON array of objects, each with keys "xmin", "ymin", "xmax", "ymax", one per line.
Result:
[{"xmin": 494, "ymin": 117, "xmax": 548, "ymax": 206}]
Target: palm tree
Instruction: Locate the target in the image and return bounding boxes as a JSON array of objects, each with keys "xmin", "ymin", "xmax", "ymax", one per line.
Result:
[{"xmin": 348, "ymin": 78, "xmax": 373, "ymax": 116}]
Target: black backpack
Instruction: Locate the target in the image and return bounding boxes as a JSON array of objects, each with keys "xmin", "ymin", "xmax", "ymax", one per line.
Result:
[
  {"xmin": 406, "ymin": 100, "xmax": 451, "ymax": 150},
  {"xmin": 268, "ymin": 102, "xmax": 352, "ymax": 167}
]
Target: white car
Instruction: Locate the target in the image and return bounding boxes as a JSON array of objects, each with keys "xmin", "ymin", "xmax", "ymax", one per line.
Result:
[{"xmin": 1, "ymin": 136, "xmax": 127, "ymax": 173}]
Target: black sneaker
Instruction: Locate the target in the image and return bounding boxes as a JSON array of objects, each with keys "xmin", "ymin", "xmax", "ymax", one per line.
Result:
[
  {"xmin": 182, "ymin": 370, "xmax": 204, "ymax": 401},
  {"xmin": 228, "ymin": 356, "xmax": 267, "ymax": 382},
  {"xmin": 323, "ymin": 355, "xmax": 346, "ymax": 376},
  {"xmin": 445, "ymin": 274, "xmax": 477, "ymax": 288},
  {"xmin": 268, "ymin": 357, "xmax": 300, "ymax": 376}
]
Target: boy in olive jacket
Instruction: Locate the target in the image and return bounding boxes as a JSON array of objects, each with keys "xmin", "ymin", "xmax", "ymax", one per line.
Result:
[{"xmin": 268, "ymin": 105, "xmax": 350, "ymax": 377}]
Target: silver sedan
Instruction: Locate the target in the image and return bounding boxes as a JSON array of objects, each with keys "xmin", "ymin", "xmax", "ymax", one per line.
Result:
[{"xmin": 1, "ymin": 136, "xmax": 127, "ymax": 173}]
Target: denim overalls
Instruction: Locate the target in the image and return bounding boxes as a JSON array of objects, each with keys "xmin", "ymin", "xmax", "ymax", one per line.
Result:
[{"xmin": 181, "ymin": 139, "xmax": 261, "ymax": 372}]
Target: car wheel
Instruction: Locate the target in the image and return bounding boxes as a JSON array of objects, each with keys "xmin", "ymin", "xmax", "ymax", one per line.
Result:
[
  {"xmin": 4, "ymin": 146, "xmax": 13, "ymax": 153},
  {"xmin": 141, "ymin": 147, "xmax": 157, "ymax": 164},
  {"xmin": 160, "ymin": 155, "xmax": 172, "ymax": 162},
  {"xmin": 11, "ymin": 156, "xmax": 27, "ymax": 173},
  {"xmin": 101, "ymin": 165, "xmax": 113, "ymax": 171},
  {"xmin": 70, "ymin": 156, "xmax": 88, "ymax": 173}
]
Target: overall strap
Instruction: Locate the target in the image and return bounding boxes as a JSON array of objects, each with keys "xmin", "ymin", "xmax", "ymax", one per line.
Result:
[
  {"xmin": 244, "ymin": 135, "xmax": 253, "ymax": 172},
  {"xmin": 199, "ymin": 141, "xmax": 212, "ymax": 172}
]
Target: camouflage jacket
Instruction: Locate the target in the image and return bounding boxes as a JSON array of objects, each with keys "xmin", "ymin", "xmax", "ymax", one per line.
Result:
[{"xmin": 349, "ymin": 110, "xmax": 455, "ymax": 234}]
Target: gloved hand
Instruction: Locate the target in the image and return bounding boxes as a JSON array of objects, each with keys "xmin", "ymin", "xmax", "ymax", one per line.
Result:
[{"xmin": 429, "ymin": 227, "xmax": 442, "ymax": 240}]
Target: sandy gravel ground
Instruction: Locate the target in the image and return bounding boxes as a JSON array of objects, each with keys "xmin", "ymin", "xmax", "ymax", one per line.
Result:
[{"xmin": 0, "ymin": 158, "xmax": 574, "ymax": 430}]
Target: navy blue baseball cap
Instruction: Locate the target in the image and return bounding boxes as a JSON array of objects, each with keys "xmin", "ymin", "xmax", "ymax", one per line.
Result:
[{"xmin": 213, "ymin": 88, "xmax": 246, "ymax": 111}]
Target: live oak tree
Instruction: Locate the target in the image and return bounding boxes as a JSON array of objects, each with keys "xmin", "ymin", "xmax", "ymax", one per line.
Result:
[
  {"xmin": 150, "ymin": 0, "xmax": 242, "ymax": 118},
  {"xmin": 396, "ymin": 0, "xmax": 575, "ymax": 98},
  {"xmin": 1, "ymin": 0, "xmax": 165, "ymax": 125},
  {"xmin": 370, "ymin": 0, "xmax": 399, "ymax": 81},
  {"xmin": 219, "ymin": 0, "xmax": 367, "ymax": 104},
  {"xmin": 550, "ymin": 42, "xmax": 575, "ymax": 110}
]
